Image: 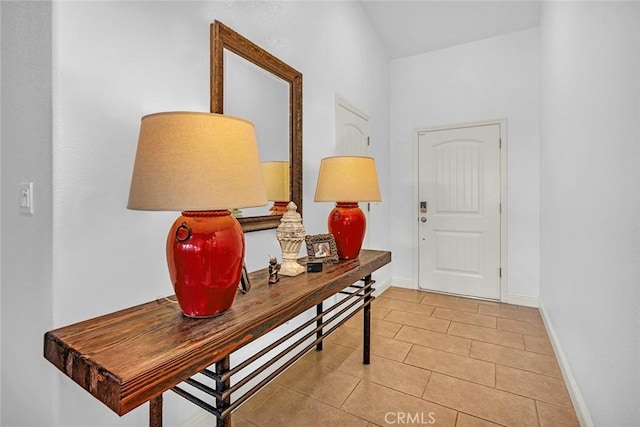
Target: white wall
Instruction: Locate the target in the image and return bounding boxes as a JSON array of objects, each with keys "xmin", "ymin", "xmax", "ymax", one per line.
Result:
[
  {"xmin": 0, "ymin": 4, "xmax": 3, "ymax": 422},
  {"xmin": 539, "ymin": 2, "xmax": 640, "ymax": 425},
  {"xmin": 47, "ymin": 1, "xmax": 389, "ymax": 427},
  {"xmin": 0, "ymin": 3, "xmax": 3, "ymax": 423},
  {"xmin": 390, "ymin": 28, "xmax": 540, "ymax": 302},
  {"xmin": 1, "ymin": 1, "xmax": 55, "ymax": 426}
]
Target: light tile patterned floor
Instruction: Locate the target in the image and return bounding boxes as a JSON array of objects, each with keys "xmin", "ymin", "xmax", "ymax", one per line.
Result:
[{"xmin": 232, "ymin": 287, "xmax": 580, "ymax": 426}]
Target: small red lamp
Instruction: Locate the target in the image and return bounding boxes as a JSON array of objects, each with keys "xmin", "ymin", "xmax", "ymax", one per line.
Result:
[
  {"xmin": 314, "ymin": 156, "xmax": 382, "ymax": 259},
  {"xmin": 128, "ymin": 112, "xmax": 267, "ymax": 318},
  {"xmin": 261, "ymin": 161, "xmax": 290, "ymax": 215}
]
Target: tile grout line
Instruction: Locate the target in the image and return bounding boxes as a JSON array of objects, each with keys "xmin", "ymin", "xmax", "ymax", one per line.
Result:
[
  {"xmin": 388, "ymin": 291, "xmax": 544, "ymax": 324},
  {"xmin": 457, "ymin": 411, "xmax": 509, "ymax": 427},
  {"xmin": 444, "ymin": 319, "xmax": 452, "ymax": 334},
  {"xmin": 422, "ymin": 372, "xmax": 541, "ymax": 418},
  {"xmin": 481, "ymin": 363, "xmax": 564, "ymax": 382},
  {"xmin": 533, "ymin": 399, "xmax": 542, "ymax": 427},
  {"xmin": 446, "ymin": 325, "xmax": 530, "ymax": 350},
  {"xmin": 492, "ymin": 381, "xmax": 573, "ymax": 411},
  {"xmin": 453, "ymin": 410, "xmax": 459, "ymax": 426},
  {"xmin": 393, "ymin": 331, "xmax": 473, "ymax": 358},
  {"xmin": 419, "ymin": 390, "xmax": 510, "ymax": 426},
  {"xmin": 465, "ymin": 334, "xmax": 561, "ymax": 361},
  {"xmin": 273, "ymin": 288, "xmax": 577, "ymax": 426},
  {"xmin": 393, "ymin": 322, "xmax": 555, "ymax": 363},
  {"xmin": 493, "ymin": 354, "xmax": 498, "ymax": 389},
  {"xmin": 418, "ymin": 367, "xmax": 432, "ymax": 399},
  {"xmin": 339, "ymin": 377, "xmax": 365, "ymax": 416},
  {"xmin": 397, "ymin": 339, "xmax": 472, "ymax": 360}
]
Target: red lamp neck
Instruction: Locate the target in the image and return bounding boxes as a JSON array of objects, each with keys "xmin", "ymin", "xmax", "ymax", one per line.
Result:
[
  {"xmin": 181, "ymin": 210, "xmax": 231, "ymax": 217},
  {"xmin": 335, "ymin": 202, "xmax": 359, "ymax": 208}
]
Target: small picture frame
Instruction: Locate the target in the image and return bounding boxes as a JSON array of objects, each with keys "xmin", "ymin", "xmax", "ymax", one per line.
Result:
[
  {"xmin": 305, "ymin": 234, "xmax": 339, "ymax": 264},
  {"xmin": 239, "ymin": 263, "xmax": 251, "ymax": 294}
]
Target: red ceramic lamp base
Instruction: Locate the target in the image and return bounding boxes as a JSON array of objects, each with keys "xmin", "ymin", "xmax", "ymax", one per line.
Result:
[
  {"xmin": 166, "ymin": 210, "xmax": 244, "ymax": 318},
  {"xmin": 269, "ymin": 201, "xmax": 289, "ymax": 215},
  {"xmin": 328, "ymin": 202, "xmax": 366, "ymax": 260}
]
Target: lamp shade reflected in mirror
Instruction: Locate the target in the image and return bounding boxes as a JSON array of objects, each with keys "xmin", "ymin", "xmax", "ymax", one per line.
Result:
[{"xmin": 262, "ymin": 161, "xmax": 290, "ymax": 215}]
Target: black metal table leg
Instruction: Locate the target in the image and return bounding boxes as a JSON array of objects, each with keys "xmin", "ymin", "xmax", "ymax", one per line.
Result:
[
  {"xmin": 149, "ymin": 394, "xmax": 162, "ymax": 427},
  {"xmin": 363, "ymin": 274, "xmax": 372, "ymax": 364},
  {"xmin": 215, "ymin": 356, "xmax": 231, "ymax": 426},
  {"xmin": 316, "ymin": 302, "xmax": 323, "ymax": 351}
]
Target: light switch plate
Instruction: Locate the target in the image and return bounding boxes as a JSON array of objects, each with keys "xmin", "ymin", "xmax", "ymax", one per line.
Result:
[{"xmin": 19, "ymin": 182, "xmax": 34, "ymax": 215}]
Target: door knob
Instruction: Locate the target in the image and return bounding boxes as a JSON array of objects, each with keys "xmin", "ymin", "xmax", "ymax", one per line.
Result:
[{"xmin": 420, "ymin": 217, "xmax": 427, "ymax": 223}]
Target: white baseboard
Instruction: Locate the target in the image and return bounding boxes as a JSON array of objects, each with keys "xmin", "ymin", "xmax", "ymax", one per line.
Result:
[
  {"xmin": 179, "ymin": 410, "xmax": 214, "ymax": 427},
  {"xmin": 539, "ymin": 302, "xmax": 593, "ymax": 427},
  {"xmin": 373, "ymin": 277, "xmax": 393, "ymax": 296},
  {"xmin": 506, "ymin": 292, "xmax": 539, "ymax": 308},
  {"xmin": 389, "ymin": 278, "xmax": 416, "ymax": 289}
]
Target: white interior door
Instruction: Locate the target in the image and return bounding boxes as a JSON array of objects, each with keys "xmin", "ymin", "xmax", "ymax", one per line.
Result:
[
  {"xmin": 335, "ymin": 99, "xmax": 371, "ymax": 246},
  {"xmin": 417, "ymin": 124, "xmax": 501, "ymax": 299},
  {"xmin": 335, "ymin": 99, "xmax": 369, "ymax": 157}
]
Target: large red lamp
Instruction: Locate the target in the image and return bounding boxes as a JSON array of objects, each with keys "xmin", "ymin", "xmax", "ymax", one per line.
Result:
[
  {"xmin": 261, "ymin": 161, "xmax": 290, "ymax": 215},
  {"xmin": 128, "ymin": 112, "xmax": 267, "ymax": 318},
  {"xmin": 314, "ymin": 156, "xmax": 382, "ymax": 259}
]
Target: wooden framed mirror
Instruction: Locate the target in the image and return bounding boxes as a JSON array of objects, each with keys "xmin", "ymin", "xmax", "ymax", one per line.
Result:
[{"xmin": 211, "ymin": 21, "xmax": 303, "ymax": 232}]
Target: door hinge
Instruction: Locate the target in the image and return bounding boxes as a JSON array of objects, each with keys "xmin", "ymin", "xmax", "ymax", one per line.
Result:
[
  {"xmin": 499, "ymin": 138, "xmax": 502, "ymax": 149},
  {"xmin": 367, "ymin": 136, "xmax": 371, "ymax": 146},
  {"xmin": 499, "ymin": 268, "xmax": 502, "ymax": 278},
  {"xmin": 367, "ymin": 202, "xmax": 371, "ymax": 212},
  {"xmin": 499, "ymin": 202, "xmax": 502, "ymax": 214}
]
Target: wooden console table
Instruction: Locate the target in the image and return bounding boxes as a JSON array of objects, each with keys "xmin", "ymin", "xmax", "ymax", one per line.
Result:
[{"xmin": 44, "ymin": 249, "xmax": 391, "ymax": 426}]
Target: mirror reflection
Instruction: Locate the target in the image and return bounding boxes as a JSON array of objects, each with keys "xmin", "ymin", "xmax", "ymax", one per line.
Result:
[
  {"xmin": 223, "ymin": 50, "xmax": 289, "ymax": 218},
  {"xmin": 211, "ymin": 21, "xmax": 303, "ymax": 232},
  {"xmin": 261, "ymin": 161, "xmax": 290, "ymax": 215}
]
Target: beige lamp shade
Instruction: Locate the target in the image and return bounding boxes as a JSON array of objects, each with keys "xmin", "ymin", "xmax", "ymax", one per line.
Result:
[
  {"xmin": 262, "ymin": 161, "xmax": 290, "ymax": 201},
  {"xmin": 314, "ymin": 156, "xmax": 382, "ymax": 202},
  {"xmin": 128, "ymin": 112, "xmax": 267, "ymax": 211}
]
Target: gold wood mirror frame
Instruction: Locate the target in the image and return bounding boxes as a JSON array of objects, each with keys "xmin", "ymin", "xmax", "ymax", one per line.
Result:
[{"xmin": 211, "ymin": 21, "xmax": 303, "ymax": 232}]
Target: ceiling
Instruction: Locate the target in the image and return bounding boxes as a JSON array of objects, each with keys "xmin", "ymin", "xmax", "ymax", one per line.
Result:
[{"xmin": 360, "ymin": 1, "xmax": 542, "ymax": 59}]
